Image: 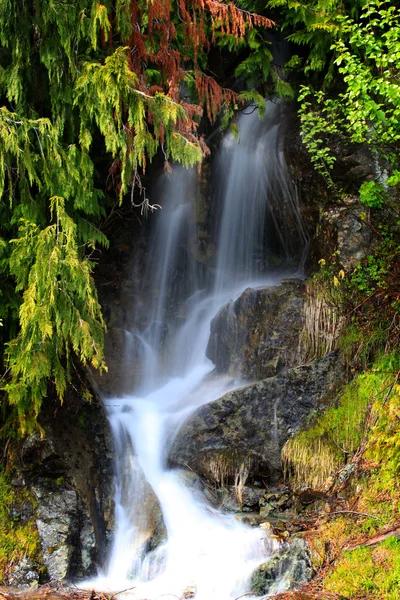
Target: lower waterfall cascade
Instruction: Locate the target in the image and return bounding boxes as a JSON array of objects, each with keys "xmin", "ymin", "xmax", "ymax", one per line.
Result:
[{"xmin": 85, "ymin": 102, "xmax": 307, "ymax": 599}]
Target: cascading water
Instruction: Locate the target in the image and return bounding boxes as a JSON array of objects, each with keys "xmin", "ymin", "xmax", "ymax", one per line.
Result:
[{"xmin": 85, "ymin": 102, "xmax": 305, "ymax": 598}]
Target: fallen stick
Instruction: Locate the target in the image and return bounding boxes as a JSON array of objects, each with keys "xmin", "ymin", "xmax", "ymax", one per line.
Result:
[
  {"xmin": 346, "ymin": 526, "xmax": 400, "ymax": 551},
  {"xmin": 329, "ymin": 510, "xmax": 381, "ymax": 520}
]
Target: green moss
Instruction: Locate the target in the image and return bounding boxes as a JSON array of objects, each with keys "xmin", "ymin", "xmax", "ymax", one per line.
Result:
[
  {"xmin": 283, "ymin": 354, "xmax": 399, "ymax": 490},
  {"xmin": 325, "ymin": 537, "xmax": 400, "ymax": 599},
  {"xmin": 0, "ymin": 469, "xmax": 41, "ymax": 582}
]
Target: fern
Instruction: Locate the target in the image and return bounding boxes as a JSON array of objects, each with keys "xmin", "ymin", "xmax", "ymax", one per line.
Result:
[{"xmin": 4, "ymin": 198, "xmax": 106, "ymax": 434}]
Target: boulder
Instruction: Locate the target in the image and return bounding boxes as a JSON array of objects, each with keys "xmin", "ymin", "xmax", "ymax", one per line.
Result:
[
  {"xmin": 33, "ymin": 482, "xmax": 77, "ymax": 581},
  {"xmin": 251, "ymin": 538, "xmax": 312, "ymax": 595},
  {"xmin": 217, "ymin": 485, "xmax": 266, "ymax": 513},
  {"xmin": 206, "ymin": 281, "xmax": 305, "ymax": 379},
  {"xmin": 169, "ymin": 352, "xmax": 344, "ymax": 482}
]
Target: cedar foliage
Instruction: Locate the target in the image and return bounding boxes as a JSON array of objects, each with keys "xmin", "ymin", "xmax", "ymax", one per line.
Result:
[{"xmin": 0, "ymin": 1, "xmax": 274, "ymax": 433}]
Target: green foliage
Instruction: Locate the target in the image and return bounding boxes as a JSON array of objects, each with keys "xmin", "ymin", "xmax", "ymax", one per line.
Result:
[
  {"xmin": 0, "ymin": 468, "xmax": 41, "ymax": 581},
  {"xmin": 297, "ymin": 88, "xmax": 340, "ymax": 180},
  {"xmin": 265, "ymin": 0, "xmax": 363, "ymax": 81},
  {"xmin": 298, "ymin": 0, "xmax": 400, "ymax": 178},
  {"xmin": 350, "ymin": 254, "xmax": 389, "ymax": 295},
  {"xmin": 359, "ymin": 181, "xmax": 387, "ymax": 209},
  {"xmin": 324, "ymin": 537, "xmax": 400, "ymax": 599},
  {"xmin": 75, "ymin": 46, "xmax": 202, "ymax": 191},
  {"xmin": 313, "ymin": 232, "xmax": 400, "ymax": 367},
  {"xmin": 368, "ymin": 367, "xmax": 400, "ymax": 482},
  {"xmin": 3, "ymin": 197, "xmax": 106, "ymax": 434}
]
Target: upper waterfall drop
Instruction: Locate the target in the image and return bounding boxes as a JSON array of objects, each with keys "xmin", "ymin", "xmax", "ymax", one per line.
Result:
[
  {"xmin": 213, "ymin": 100, "xmax": 307, "ymax": 293},
  {"xmin": 84, "ymin": 100, "xmax": 306, "ymax": 599}
]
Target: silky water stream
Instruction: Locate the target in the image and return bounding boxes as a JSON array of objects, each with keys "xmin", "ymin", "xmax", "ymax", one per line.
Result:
[{"xmin": 87, "ymin": 102, "xmax": 305, "ymax": 599}]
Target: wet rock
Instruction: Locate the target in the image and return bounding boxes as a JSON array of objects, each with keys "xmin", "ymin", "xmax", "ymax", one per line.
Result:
[
  {"xmin": 260, "ymin": 487, "xmax": 293, "ymax": 516},
  {"xmin": 176, "ymin": 469, "xmax": 202, "ymax": 490},
  {"xmin": 80, "ymin": 519, "xmax": 96, "ymax": 573},
  {"xmin": 6, "ymin": 557, "xmax": 41, "ymax": 588},
  {"xmin": 218, "ymin": 485, "xmax": 266, "ymax": 512},
  {"xmin": 90, "ymin": 327, "xmax": 139, "ymax": 397},
  {"xmin": 341, "ymin": 147, "xmax": 375, "ymax": 181},
  {"xmin": 147, "ymin": 504, "xmax": 167, "ymax": 552},
  {"xmin": 22, "ymin": 433, "xmax": 63, "ymax": 477},
  {"xmin": 241, "ymin": 486, "xmax": 266, "ymax": 509},
  {"xmin": 220, "ymin": 491, "xmax": 242, "ymax": 512},
  {"xmin": 337, "ymin": 462, "xmax": 356, "ymax": 485},
  {"xmin": 169, "ymin": 352, "xmax": 344, "ymax": 482},
  {"xmin": 251, "ymin": 538, "xmax": 312, "ymax": 595},
  {"xmin": 206, "ymin": 281, "xmax": 305, "ymax": 380},
  {"xmin": 234, "ymin": 513, "xmax": 267, "ymax": 527}
]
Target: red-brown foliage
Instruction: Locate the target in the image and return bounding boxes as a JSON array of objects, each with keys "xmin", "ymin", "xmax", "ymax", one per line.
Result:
[{"xmin": 108, "ymin": 1, "xmax": 274, "ymax": 161}]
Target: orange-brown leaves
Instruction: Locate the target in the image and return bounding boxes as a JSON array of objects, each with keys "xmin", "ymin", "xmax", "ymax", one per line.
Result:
[
  {"xmin": 105, "ymin": 1, "xmax": 273, "ymax": 170},
  {"xmin": 195, "ymin": 72, "xmax": 243, "ymax": 123},
  {"xmin": 202, "ymin": 0, "xmax": 274, "ymax": 42},
  {"xmin": 121, "ymin": 1, "xmax": 274, "ymax": 103}
]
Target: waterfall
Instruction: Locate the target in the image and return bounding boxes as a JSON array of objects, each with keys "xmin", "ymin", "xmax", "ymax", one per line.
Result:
[{"xmin": 85, "ymin": 102, "xmax": 305, "ymax": 598}]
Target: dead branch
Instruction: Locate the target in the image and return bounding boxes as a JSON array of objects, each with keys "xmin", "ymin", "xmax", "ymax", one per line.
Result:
[{"xmin": 329, "ymin": 510, "xmax": 382, "ymax": 520}]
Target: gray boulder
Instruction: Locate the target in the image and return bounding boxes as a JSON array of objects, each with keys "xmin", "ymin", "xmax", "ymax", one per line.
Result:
[
  {"xmin": 169, "ymin": 352, "xmax": 344, "ymax": 482},
  {"xmin": 18, "ymin": 390, "xmax": 114, "ymax": 582},
  {"xmin": 206, "ymin": 281, "xmax": 305, "ymax": 380},
  {"xmin": 251, "ymin": 538, "xmax": 312, "ymax": 595}
]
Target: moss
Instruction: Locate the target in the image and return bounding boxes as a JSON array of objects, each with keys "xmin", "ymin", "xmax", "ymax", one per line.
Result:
[
  {"xmin": 285, "ymin": 352, "xmax": 400, "ymax": 597},
  {"xmin": 282, "ymin": 355, "xmax": 398, "ymax": 490},
  {"xmin": 0, "ymin": 468, "xmax": 41, "ymax": 582},
  {"xmin": 324, "ymin": 537, "xmax": 400, "ymax": 599}
]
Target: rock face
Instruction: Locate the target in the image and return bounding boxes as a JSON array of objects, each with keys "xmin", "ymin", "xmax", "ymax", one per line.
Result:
[
  {"xmin": 319, "ymin": 198, "xmax": 374, "ymax": 270},
  {"xmin": 206, "ymin": 281, "xmax": 305, "ymax": 380},
  {"xmin": 19, "ymin": 387, "xmax": 114, "ymax": 582},
  {"xmin": 169, "ymin": 352, "xmax": 344, "ymax": 482},
  {"xmin": 33, "ymin": 482, "xmax": 79, "ymax": 581}
]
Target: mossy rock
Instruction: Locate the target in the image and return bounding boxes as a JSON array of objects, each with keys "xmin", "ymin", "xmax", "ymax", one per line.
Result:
[{"xmin": 251, "ymin": 538, "xmax": 312, "ymax": 595}]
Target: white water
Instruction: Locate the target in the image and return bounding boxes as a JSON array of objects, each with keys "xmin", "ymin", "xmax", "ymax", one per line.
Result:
[{"xmin": 85, "ymin": 104, "xmax": 304, "ymax": 599}]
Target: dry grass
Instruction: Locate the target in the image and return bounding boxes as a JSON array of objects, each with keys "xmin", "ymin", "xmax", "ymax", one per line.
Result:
[
  {"xmin": 299, "ymin": 279, "xmax": 343, "ymax": 362},
  {"xmin": 0, "ymin": 585, "xmax": 115, "ymax": 600},
  {"xmin": 282, "ymin": 437, "xmax": 339, "ymax": 491},
  {"xmin": 204, "ymin": 453, "xmax": 253, "ymax": 493}
]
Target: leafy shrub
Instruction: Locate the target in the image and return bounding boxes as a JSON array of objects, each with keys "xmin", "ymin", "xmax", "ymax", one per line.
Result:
[{"xmin": 359, "ymin": 181, "xmax": 386, "ymax": 209}]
